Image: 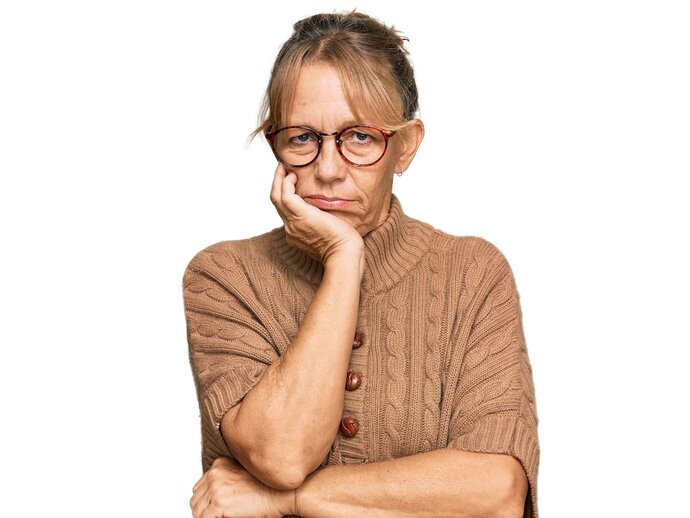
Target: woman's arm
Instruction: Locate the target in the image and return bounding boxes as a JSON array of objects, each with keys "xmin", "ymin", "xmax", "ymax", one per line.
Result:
[
  {"xmin": 222, "ymin": 251, "xmax": 363, "ymax": 489},
  {"xmin": 220, "ymin": 165, "xmax": 366, "ymax": 489},
  {"xmin": 191, "ymin": 449, "xmax": 527, "ymax": 518},
  {"xmin": 296, "ymin": 449, "xmax": 527, "ymax": 518}
]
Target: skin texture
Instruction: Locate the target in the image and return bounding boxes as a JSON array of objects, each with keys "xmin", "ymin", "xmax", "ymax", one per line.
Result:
[{"xmin": 189, "ymin": 63, "xmax": 528, "ymax": 517}]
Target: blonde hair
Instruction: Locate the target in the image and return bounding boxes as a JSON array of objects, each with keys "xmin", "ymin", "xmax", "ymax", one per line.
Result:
[{"xmin": 250, "ymin": 10, "xmax": 419, "ymax": 141}]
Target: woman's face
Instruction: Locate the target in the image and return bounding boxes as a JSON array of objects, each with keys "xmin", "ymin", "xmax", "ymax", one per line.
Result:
[{"xmin": 282, "ymin": 63, "xmax": 422, "ymax": 236}]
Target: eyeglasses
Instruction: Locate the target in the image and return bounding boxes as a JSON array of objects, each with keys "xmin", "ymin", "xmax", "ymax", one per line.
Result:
[{"xmin": 265, "ymin": 125, "xmax": 396, "ymax": 168}]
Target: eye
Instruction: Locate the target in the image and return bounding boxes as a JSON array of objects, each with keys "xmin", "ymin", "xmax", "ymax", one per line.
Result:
[
  {"xmin": 290, "ymin": 132, "xmax": 315, "ymax": 144},
  {"xmin": 343, "ymin": 128, "xmax": 376, "ymax": 145}
]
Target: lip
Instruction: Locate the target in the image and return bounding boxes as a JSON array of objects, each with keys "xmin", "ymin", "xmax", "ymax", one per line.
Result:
[{"xmin": 304, "ymin": 195, "xmax": 355, "ymax": 210}]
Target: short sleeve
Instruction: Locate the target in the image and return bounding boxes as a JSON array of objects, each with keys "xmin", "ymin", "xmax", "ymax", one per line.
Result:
[
  {"xmin": 183, "ymin": 251, "xmax": 279, "ymax": 471},
  {"xmin": 446, "ymin": 248, "xmax": 539, "ymax": 517}
]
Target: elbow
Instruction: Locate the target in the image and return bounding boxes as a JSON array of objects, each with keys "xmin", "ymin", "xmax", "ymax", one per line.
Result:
[
  {"xmin": 251, "ymin": 457, "xmax": 309, "ymax": 490},
  {"xmin": 491, "ymin": 460, "xmax": 529, "ymax": 518},
  {"xmin": 223, "ymin": 422, "xmax": 317, "ymax": 489},
  {"xmin": 240, "ymin": 446, "xmax": 314, "ymax": 490},
  {"xmin": 245, "ymin": 439, "xmax": 327, "ymax": 490},
  {"xmin": 494, "ymin": 500, "xmax": 526, "ymax": 518},
  {"xmin": 266, "ymin": 470, "xmax": 307, "ymax": 491}
]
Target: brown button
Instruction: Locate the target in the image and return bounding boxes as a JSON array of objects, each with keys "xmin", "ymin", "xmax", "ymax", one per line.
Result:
[
  {"xmin": 345, "ymin": 371, "xmax": 362, "ymax": 391},
  {"xmin": 352, "ymin": 334, "xmax": 363, "ymax": 349},
  {"xmin": 340, "ymin": 416, "xmax": 359, "ymax": 438}
]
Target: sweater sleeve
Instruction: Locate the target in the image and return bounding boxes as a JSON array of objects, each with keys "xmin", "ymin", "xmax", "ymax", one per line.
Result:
[
  {"xmin": 446, "ymin": 245, "xmax": 539, "ymax": 518},
  {"xmin": 183, "ymin": 248, "xmax": 279, "ymax": 471}
]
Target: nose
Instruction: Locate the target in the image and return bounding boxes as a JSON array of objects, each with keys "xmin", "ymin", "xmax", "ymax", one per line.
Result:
[{"xmin": 313, "ymin": 134, "xmax": 348, "ymax": 183}]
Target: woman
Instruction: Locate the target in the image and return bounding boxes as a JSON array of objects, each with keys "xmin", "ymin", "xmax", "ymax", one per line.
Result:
[{"xmin": 183, "ymin": 10, "xmax": 539, "ymax": 518}]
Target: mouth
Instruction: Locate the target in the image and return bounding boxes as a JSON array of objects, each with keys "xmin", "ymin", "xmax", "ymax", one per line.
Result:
[{"xmin": 304, "ymin": 195, "xmax": 355, "ymax": 210}]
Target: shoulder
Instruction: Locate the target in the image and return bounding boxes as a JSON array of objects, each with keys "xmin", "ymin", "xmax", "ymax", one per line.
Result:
[
  {"xmin": 399, "ymin": 215, "xmax": 518, "ymax": 302},
  {"xmin": 418, "ymin": 220, "xmax": 513, "ymax": 276},
  {"xmin": 420, "ymin": 230, "xmax": 523, "ymax": 323},
  {"xmin": 183, "ymin": 228, "xmax": 283, "ymax": 281}
]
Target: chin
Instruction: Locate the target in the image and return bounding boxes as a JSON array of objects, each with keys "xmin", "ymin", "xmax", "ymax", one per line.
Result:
[{"xmin": 330, "ymin": 212, "xmax": 367, "ymax": 236}]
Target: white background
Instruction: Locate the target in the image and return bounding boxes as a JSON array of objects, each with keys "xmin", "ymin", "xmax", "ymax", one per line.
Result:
[{"xmin": 1, "ymin": 1, "xmax": 688, "ymax": 516}]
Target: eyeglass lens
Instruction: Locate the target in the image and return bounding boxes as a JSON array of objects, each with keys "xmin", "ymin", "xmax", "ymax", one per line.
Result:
[{"xmin": 272, "ymin": 127, "xmax": 387, "ymax": 166}]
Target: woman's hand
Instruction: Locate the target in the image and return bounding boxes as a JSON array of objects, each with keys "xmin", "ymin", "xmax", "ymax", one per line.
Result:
[
  {"xmin": 190, "ymin": 457, "xmax": 295, "ymax": 518},
  {"xmin": 270, "ymin": 163, "xmax": 364, "ymax": 265}
]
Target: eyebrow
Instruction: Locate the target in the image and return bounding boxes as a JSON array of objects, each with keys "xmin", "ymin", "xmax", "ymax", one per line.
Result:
[{"xmin": 291, "ymin": 119, "xmax": 362, "ymax": 130}]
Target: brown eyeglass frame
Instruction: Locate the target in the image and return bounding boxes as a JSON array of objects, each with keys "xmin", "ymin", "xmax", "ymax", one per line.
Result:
[{"xmin": 265, "ymin": 125, "xmax": 397, "ymax": 168}]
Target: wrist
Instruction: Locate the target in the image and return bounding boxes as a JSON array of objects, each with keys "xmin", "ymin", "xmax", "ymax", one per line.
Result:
[
  {"xmin": 272, "ymin": 487, "xmax": 297, "ymax": 516},
  {"xmin": 323, "ymin": 246, "xmax": 365, "ymax": 275}
]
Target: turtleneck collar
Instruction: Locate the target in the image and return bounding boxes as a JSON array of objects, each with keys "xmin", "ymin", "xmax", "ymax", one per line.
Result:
[{"xmin": 270, "ymin": 195, "xmax": 435, "ymax": 293}]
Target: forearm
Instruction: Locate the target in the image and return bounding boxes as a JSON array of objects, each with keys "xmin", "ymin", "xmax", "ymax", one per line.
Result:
[
  {"xmin": 224, "ymin": 252, "xmax": 364, "ymax": 486},
  {"xmin": 295, "ymin": 449, "xmax": 528, "ymax": 518}
]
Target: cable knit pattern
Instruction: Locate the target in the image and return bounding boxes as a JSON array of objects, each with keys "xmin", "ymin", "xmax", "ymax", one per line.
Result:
[
  {"xmin": 421, "ymin": 249, "xmax": 443, "ymax": 452},
  {"xmin": 182, "ymin": 195, "xmax": 539, "ymax": 517},
  {"xmin": 382, "ymin": 282, "xmax": 408, "ymax": 458}
]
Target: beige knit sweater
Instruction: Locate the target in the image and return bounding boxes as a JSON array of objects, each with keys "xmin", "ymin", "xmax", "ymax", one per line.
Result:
[{"xmin": 183, "ymin": 195, "xmax": 539, "ymax": 516}]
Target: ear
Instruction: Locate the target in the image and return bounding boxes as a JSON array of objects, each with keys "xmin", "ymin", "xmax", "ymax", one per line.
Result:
[{"xmin": 393, "ymin": 119, "xmax": 425, "ymax": 173}]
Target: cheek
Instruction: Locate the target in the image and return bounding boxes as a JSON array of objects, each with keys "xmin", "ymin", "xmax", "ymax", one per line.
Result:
[
  {"xmin": 293, "ymin": 169, "xmax": 313, "ymax": 191},
  {"xmin": 358, "ymin": 175, "xmax": 392, "ymax": 204}
]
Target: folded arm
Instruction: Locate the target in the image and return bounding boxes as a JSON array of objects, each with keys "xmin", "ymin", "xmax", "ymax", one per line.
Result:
[
  {"xmin": 296, "ymin": 448, "xmax": 527, "ymax": 518},
  {"xmin": 221, "ymin": 251, "xmax": 363, "ymax": 489},
  {"xmin": 191, "ymin": 448, "xmax": 528, "ymax": 518},
  {"xmin": 220, "ymin": 165, "xmax": 367, "ymax": 489}
]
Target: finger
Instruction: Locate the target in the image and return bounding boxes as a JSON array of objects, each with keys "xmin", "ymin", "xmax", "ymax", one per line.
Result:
[
  {"xmin": 190, "ymin": 477, "xmax": 208, "ymax": 510},
  {"xmin": 280, "ymin": 171, "xmax": 306, "ymax": 213},
  {"xmin": 192, "ymin": 473, "xmax": 205, "ymax": 493},
  {"xmin": 270, "ymin": 162, "xmax": 288, "ymax": 207},
  {"xmin": 191, "ymin": 485, "xmax": 213, "ymax": 518},
  {"xmin": 282, "ymin": 171, "xmax": 296, "ymax": 197}
]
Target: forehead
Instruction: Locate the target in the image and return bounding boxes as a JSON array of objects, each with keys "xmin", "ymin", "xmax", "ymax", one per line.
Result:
[{"xmin": 286, "ymin": 63, "xmax": 358, "ymax": 127}]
